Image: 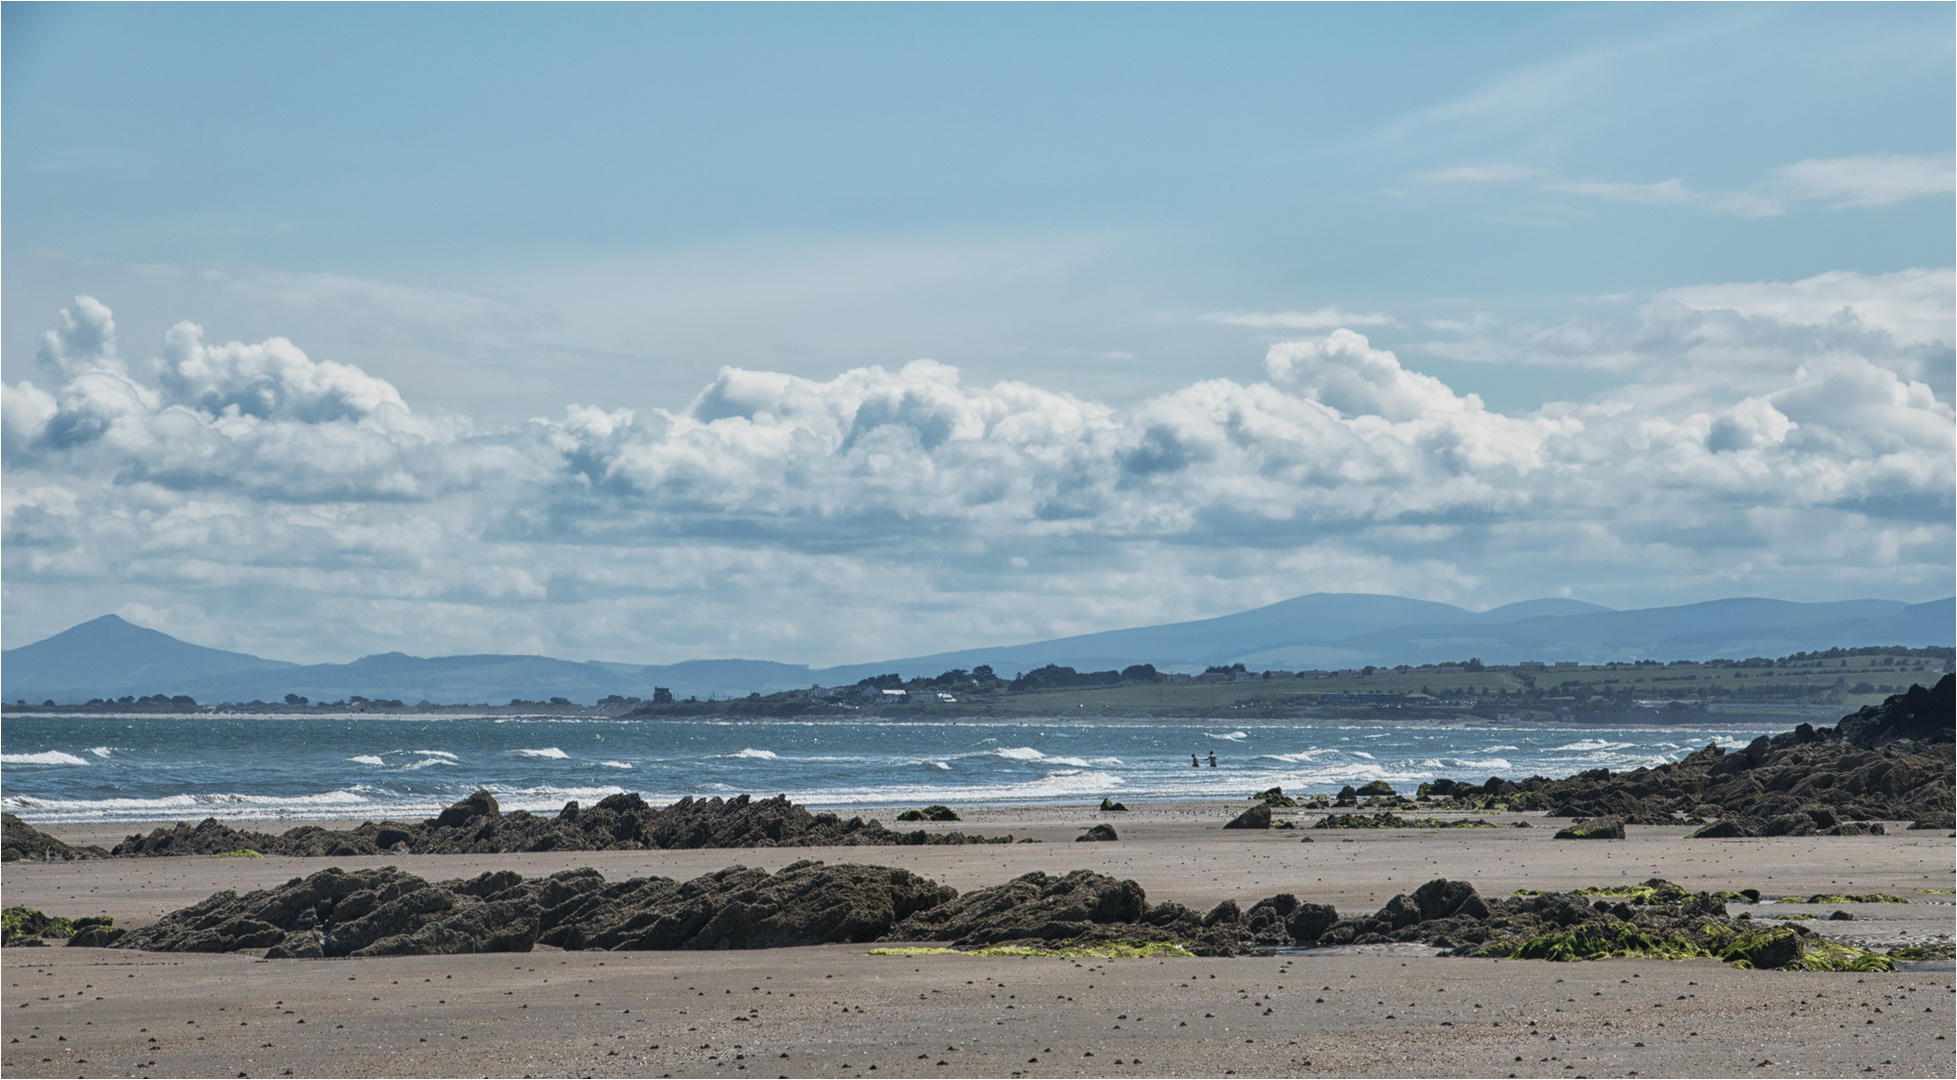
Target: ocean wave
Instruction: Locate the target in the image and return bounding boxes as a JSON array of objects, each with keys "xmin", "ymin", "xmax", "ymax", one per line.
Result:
[
  {"xmin": 514, "ymin": 748, "xmax": 570, "ymax": 759},
  {"xmin": 1350, "ymin": 751, "xmax": 1375, "ymax": 759},
  {"xmin": 1551, "ymin": 739, "xmax": 1633, "ymax": 752},
  {"xmin": 599, "ymin": 760, "xmax": 633, "ymax": 769},
  {"xmin": 1447, "ymin": 758, "xmax": 1513, "ymax": 770},
  {"xmin": 401, "ymin": 757, "xmax": 451, "ymax": 770},
  {"xmin": 1, "ymin": 788, "xmax": 372, "ymax": 822},
  {"xmin": 88, "ymin": 746, "xmax": 114, "ymax": 758},
  {"xmin": 1, "ymin": 751, "xmax": 89, "ymax": 766},
  {"xmin": 729, "ymin": 748, "xmax": 779, "ymax": 760},
  {"xmin": 932, "ymin": 762, "xmax": 950, "ymax": 770},
  {"xmin": 993, "ymin": 747, "xmax": 1045, "ymax": 761},
  {"xmin": 1205, "ymin": 731, "xmax": 1249, "ymax": 742},
  {"xmin": 411, "ymin": 750, "xmax": 459, "ymax": 760},
  {"xmin": 1479, "ymin": 745, "xmax": 1520, "ymax": 752},
  {"xmin": 347, "ymin": 755, "xmax": 387, "ymax": 766}
]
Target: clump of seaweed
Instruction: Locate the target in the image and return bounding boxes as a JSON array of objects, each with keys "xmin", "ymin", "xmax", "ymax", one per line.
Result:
[
  {"xmin": 870, "ymin": 941, "xmax": 1194, "ymax": 959},
  {"xmin": 1774, "ymin": 893, "xmax": 1908, "ymax": 904},
  {"xmin": 211, "ymin": 849, "xmax": 265, "ymax": 858},
  {"xmin": 1, "ymin": 907, "xmax": 115, "ymax": 946},
  {"xmin": 895, "ymin": 805, "xmax": 961, "ymax": 822}
]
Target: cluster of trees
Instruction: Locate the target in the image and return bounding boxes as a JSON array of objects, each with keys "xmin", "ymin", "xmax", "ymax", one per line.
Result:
[
  {"xmin": 1007, "ymin": 663, "xmax": 1162, "ymax": 691},
  {"xmin": 80, "ymin": 694, "xmax": 198, "ymax": 707}
]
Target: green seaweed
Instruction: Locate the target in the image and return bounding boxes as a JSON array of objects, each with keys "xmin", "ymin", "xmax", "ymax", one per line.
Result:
[
  {"xmin": 870, "ymin": 941, "xmax": 1194, "ymax": 959},
  {"xmin": 895, "ymin": 805, "xmax": 961, "ymax": 822},
  {"xmin": 211, "ymin": 849, "xmax": 265, "ymax": 858},
  {"xmin": 1886, "ymin": 944, "xmax": 1957, "ymax": 961},
  {"xmin": 1917, "ymin": 888, "xmax": 1954, "ymax": 895},
  {"xmin": 1312, "ymin": 813, "xmax": 1497, "ymax": 830},
  {"xmin": 1774, "ymin": 893, "xmax": 1907, "ymax": 904},
  {"xmin": 1770, "ymin": 913, "xmax": 1818, "ymax": 920},
  {"xmin": 1, "ymin": 907, "xmax": 112, "ymax": 944},
  {"xmin": 1479, "ymin": 921, "xmax": 1894, "ymax": 971}
]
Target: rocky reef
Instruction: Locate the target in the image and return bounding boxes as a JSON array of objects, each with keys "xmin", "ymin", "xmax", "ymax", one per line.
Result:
[
  {"xmin": 1419, "ymin": 677, "xmax": 1954, "ymax": 832},
  {"xmin": 87, "ymin": 861, "xmax": 1900, "ymax": 971},
  {"xmin": 95, "ymin": 792, "xmax": 1012, "ymax": 859}
]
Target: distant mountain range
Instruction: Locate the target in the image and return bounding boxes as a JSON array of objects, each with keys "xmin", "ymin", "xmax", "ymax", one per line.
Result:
[{"xmin": 4, "ymin": 593, "xmax": 1951, "ymax": 705}]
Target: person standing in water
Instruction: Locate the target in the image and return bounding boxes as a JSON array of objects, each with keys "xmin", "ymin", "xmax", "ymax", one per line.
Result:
[
  {"xmin": 1207, "ymin": 750, "xmax": 1217, "ymax": 767},
  {"xmin": 1191, "ymin": 753, "xmax": 1200, "ymax": 767}
]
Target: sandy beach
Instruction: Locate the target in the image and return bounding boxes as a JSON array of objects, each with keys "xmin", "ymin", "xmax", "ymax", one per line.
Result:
[{"xmin": 4, "ymin": 803, "xmax": 1953, "ymax": 1079}]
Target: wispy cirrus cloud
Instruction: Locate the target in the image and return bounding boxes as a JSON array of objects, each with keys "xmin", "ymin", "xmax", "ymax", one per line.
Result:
[
  {"xmin": 1414, "ymin": 152, "xmax": 1953, "ymax": 220},
  {"xmin": 1201, "ymin": 308, "xmax": 1397, "ymax": 330}
]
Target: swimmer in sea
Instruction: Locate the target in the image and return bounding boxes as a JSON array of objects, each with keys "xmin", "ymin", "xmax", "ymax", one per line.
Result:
[
  {"xmin": 1207, "ymin": 750, "xmax": 1217, "ymax": 767},
  {"xmin": 1191, "ymin": 753, "xmax": 1200, "ymax": 767}
]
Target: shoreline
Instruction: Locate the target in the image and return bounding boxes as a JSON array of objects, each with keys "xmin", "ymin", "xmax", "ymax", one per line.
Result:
[{"xmin": 4, "ymin": 805, "xmax": 1952, "ymax": 1079}]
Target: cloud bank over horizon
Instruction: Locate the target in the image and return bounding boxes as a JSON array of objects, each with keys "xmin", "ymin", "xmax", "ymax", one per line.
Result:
[{"xmin": 4, "ymin": 267, "xmax": 1951, "ymax": 666}]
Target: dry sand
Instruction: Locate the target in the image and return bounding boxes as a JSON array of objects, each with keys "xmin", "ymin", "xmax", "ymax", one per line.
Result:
[{"xmin": 4, "ymin": 803, "xmax": 1953, "ymax": 1078}]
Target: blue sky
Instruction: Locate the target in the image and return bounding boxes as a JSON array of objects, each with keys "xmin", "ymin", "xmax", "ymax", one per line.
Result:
[{"xmin": 3, "ymin": 4, "xmax": 1952, "ymax": 665}]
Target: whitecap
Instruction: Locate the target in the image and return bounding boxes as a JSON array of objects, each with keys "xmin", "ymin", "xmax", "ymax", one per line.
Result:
[
  {"xmin": 347, "ymin": 755, "xmax": 387, "ymax": 766},
  {"xmin": 1350, "ymin": 751, "xmax": 1375, "ymax": 759},
  {"xmin": 1551, "ymin": 739, "xmax": 1631, "ymax": 752},
  {"xmin": 1449, "ymin": 758, "xmax": 1513, "ymax": 770},
  {"xmin": 410, "ymin": 750, "xmax": 459, "ymax": 760},
  {"xmin": 599, "ymin": 760, "xmax": 633, "ymax": 770},
  {"xmin": 993, "ymin": 747, "xmax": 1045, "ymax": 761},
  {"xmin": 401, "ymin": 757, "xmax": 451, "ymax": 770},
  {"xmin": 1479, "ymin": 745, "xmax": 1519, "ymax": 752},
  {"xmin": 1, "ymin": 751, "xmax": 88, "ymax": 766},
  {"xmin": 1205, "ymin": 731, "xmax": 1249, "ymax": 742},
  {"xmin": 1417, "ymin": 758, "xmax": 1444, "ymax": 768},
  {"xmin": 932, "ymin": 762, "xmax": 951, "ymax": 770},
  {"xmin": 88, "ymin": 746, "xmax": 114, "ymax": 758},
  {"xmin": 731, "ymin": 748, "xmax": 778, "ymax": 760},
  {"xmin": 515, "ymin": 747, "xmax": 570, "ymax": 759}
]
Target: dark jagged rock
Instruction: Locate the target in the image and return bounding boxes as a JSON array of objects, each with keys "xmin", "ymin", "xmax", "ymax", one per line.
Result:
[
  {"xmin": 1908, "ymin": 812, "xmax": 1955, "ymax": 830},
  {"xmin": 1553, "ymin": 816, "xmax": 1625, "ymax": 840},
  {"xmin": 2, "ymin": 906, "xmax": 115, "ymax": 945},
  {"xmin": 114, "ymin": 861, "xmax": 950, "ymax": 957},
  {"xmin": 1312, "ymin": 812, "xmax": 1498, "ymax": 830},
  {"xmin": 1223, "ymin": 804, "xmax": 1272, "ymax": 829},
  {"xmin": 99, "ymin": 792, "xmax": 1015, "ymax": 859},
  {"xmin": 540, "ymin": 861, "xmax": 951, "ymax": 951},
  {"xmin": 1077, "ymin": 823, "xmax": 1119, "ymax": 842},
  {"xmin": 882, "ymin": 869, "xmax": 1280, "ymax": 957},
  {"xmin": 1, "ymin": 813, "xmax": 108, "ymax": 862},
  {"xmin": 896, "ymin": 805, "xmax": 961, "ymax": 822},
  {"xmin": 1251, "ymin": 787, "xmax": 1297, "ymax": 807},
  {"xmin": 1356, "ymin": 780, "xmax": 1397, "ymax": 797},
  {"xmin": 1099, "ymin": 797, "xmax": 1129, "ymax": 812},
  {"xmin": 1417, "ymin": 678, "xmax": 1955, "ymax": 831}
]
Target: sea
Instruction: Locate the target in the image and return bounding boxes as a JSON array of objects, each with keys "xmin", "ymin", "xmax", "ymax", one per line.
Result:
[{"xmin": 0, "ymin": 713, "xmax": 1786, "ymax": 826}]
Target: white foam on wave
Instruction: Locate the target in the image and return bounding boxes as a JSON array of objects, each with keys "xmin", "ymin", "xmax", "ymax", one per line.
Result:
[
  {"xmin": 1205, "ymin": 731, "xmax": 1249, "ymax": 742},
  {"xmin": 1261, "ymin": 748, "xmax": 1337, "ymax": 764},
  {"xmin": 799, "ymin": 768, "xmax": 1126, "ymax": 807},
  {"xmin": 1480, "ymin": 745, "xmax": 1519, "ymax": 752},
  {"xmin": 2, "ymin": 788, "xmax": 372, "ymax": 823},
  {"xmin": 993, "ymin": 747, "xmax": 1045, "ymax": 761},
  {"xmin": 1350, "ymin": 751, "xmax": 1375, "ymax": 759},
  {"xmin": 347, "ymin": 755, "xmax": 387, "ymax": 766},
  {"xmin": 401, "ymin": 757, "xmax": 451, "ymax": 770},
  {"xmin": 932, "ymin": 762, "xmax": 951, "ymax": 770},
  {"xmin": 88, "ymin": 746, "xmax": 114, "ymax": 758},
  {"xmin": 1551, "ymin": 739, "xmax": 1632, "ymax": 752},
  {"xmin": 2, "ymin": 751, "xmax": 89, "ymax": 766},
  {"xmin": 515, "ymin": 748, "xmax": 570, "ymax": 759},
  {"xmin": 411, "ymin": 750, "xmax": 459, "ymax": 760},
  {"xmin": 599, "ymin": 760, "xmax": 633, "ymax": 770},
  {"xmin": 1417, "ymin": 758, "xmax": 1444, "ymax": 767},
  {"xmin": 730, "ymin": 748, "xmax": 779, "ymax": 760},
  {"xmin": 1449, "ymin": 758, "xmax": 1513, "ymax": 770}
]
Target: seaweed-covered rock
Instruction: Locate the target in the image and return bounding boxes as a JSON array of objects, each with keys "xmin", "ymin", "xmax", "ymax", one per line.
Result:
[
  {"xmin": 1251, "ymin": 787, "xmax": 1298, "ymax": 807},
  {"xmin": 896, "ymin": 805, "xmax": 961, "ymax": 822},
  {"xmin": 1, "ymin": 814, "xmax": 108, "ymax": 862},
  {"xmin": 1553, "ymin": 816, "xmax": 1625, "ymax": 840},
  {"xmin": 1223, "ymin": 804, "xmax": 1273, "ymax": 830},
  {"xmin": 1098, "ymin": 798, "xmax": 1129, "ymax": 812},
  {"xmin": 1355, "ymin": 780, "xmax": 1397, "ymax": 797},
  {"xmin": 1077, "ymin": 824, "xmax": 1118, "ymax": 842}
]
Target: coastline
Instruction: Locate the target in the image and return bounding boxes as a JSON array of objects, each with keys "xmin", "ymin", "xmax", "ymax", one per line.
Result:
[{"xmin": 5, "ymin": 800, "xmax": 1953, "ymax": 1078}]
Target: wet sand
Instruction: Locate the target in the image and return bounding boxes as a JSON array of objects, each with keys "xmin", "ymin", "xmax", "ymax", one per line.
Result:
[{"xmin": 5, "ymin": 803, "xmax": 1953, "ymax": 1078}]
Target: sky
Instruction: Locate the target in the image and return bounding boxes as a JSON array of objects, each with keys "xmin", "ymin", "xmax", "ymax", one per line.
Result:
[{"xmin": 3, "ymin": 3, "xmax": 1952, "ymax": 666}]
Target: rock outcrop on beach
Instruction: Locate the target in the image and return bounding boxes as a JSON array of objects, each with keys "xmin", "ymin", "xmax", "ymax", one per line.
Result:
[
  {"xmin": 102, "ymin": 863, "xmax": 1888, "ymax": 969},
  {"xmin": 1422, "ymin": 677, "xmax": 1955, "ymax": 831},
  {"xmin": 104, "ymin": 792, "xmax": 1013, "ymax": 858},
  {"xmin": 113, "ymin": 860, "xmax": 954, "ymax": 957},
  {"xmin": 0, "ymin": 812, "xmax": 108, "ymax": 862}
]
